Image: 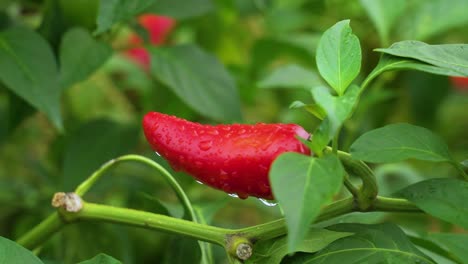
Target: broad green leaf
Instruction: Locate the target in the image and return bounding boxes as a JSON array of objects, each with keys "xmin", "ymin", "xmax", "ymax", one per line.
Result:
[
  {"xmin": 409, "ymin": 235, "xmax": 458, "ymax": 264},
  {"xmin": 0, "ymin": 236, "xmax": 43, "ymax": 264},
  {"xmin": 258, "ymin": 64, "xmax": 322, "ymax": 90},
  {"xmin": 274, "ymin": 33, "xmax": 321, "ymax": 56},
  {"xmin": 0, "ymin": 90, "xmax": 34, "ymax": 144},
  {"xmin": 95, "ymin": 0, "xmax": 157, "ymax": 35},
  {"xmin": 308, "ymin": 118, "xmax": 332, "ymax": 154},
  {"xmin": 316, "ymin": 20, "xmax": 361, "ymax": 95},
  {"xmin": 133, "ymin": 192, "xmax": 171, "ymax": 216},
  {"xmin": 63, "ymin": 119, "xmax": 139, "ymax": 190},
  {"xmin": 428, "ymin": 233, "xmax": 468, "ymax": 264},
  {"xmin": 310, "ymin": 85, "xmax": 360, "ymax": 153},
  {"xmin": 251, "ymin": 36, "xmax": 315, "ymax": 71},
  {"xmin": 38, "ymin": 0, "xmax": 68, "ymax": 48},
  {"xmin": 375, "ymin": 163, "xmax": 424, "ymax": 196},
  {"xmin": 0, "ymin": 27, "xmax": 62, "ymax": 130},
  {"xmin": 360, "ymin": 0, "xmax": 406, "ymax": 45},
  {"xmin": 286, "ymin": 223, "xmax": 434, "ymax": 263},
  {"xmin": 363, "ymin": 54, "xmax": 465, "ymax": 89},
  {"xmin": 350, "ymin": 123, "xmax": 452, "ymax": 163},
  {"xmin": 148, "ymin": 44, "xmax": 242, "ymax": 121},
  {"xmin": 147, "ymin": 0, "xmax": 213, "ymax": 19},
  {"xmin": 270, "ymin": 153, "xmax": 345, "ymax": 252},
  {"xmin": 312, "ymin": 85, "xmax": 360, "ymax": 133},
  {"xmin": 375, "ymin": 41, "xmax": 468, "ymax": 76},
  {"xmin": 289, "ymin": 101, "xmax": 326, "ymax": 120},
  {"xmin": 59, "ymin": 28, "xmax": 112, "ymax": 89},
  {"xmin": 246, "ymin": 229, "xmax": 352, "ymax": 264},
  {"xmin": 397, "ymin": 0, "xmax": 468, "ymax": 41},
  {"xmin": 398, "ymin": 178, "xmax": 468, "ymax": 229},
  {"xmin": 78, "ymin": 253, "xmax": 121, "ymax": 264}
]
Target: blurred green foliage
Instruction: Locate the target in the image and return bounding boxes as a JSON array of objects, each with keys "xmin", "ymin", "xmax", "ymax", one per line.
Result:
[{"xmin": 0, "ymin": 0, "xmax": 467, "ymax": 263}]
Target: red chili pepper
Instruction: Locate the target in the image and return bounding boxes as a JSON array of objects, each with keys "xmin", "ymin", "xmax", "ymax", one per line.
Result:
[
  {"xmin": 125, "ymin": 14, "xmax": 176, "ymax": 71},
  {"xmin": 143, "ymin": 112, "xmax": 311, "ymax": 199},
  {"xmin": 450, "ymin": 76, "xmax": 468, "ymax": 92}
]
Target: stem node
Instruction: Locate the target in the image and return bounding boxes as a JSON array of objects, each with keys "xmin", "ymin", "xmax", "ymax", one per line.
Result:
[
  {"xmin": 226, "ymin": 235, "xmax": 253, "ymax": 261},
  {"xmin": 51, "ymin": 192, "xmax": 83, "ymax": 213}
]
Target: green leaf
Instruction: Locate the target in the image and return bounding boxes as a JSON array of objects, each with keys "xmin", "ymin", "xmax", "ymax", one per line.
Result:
[
  {"xmin": 308, "ymin": 119, "xmax": 332, "ymax": 154},
  {"xmin": 148, "ymin": 44, "xmax": 242, "ymax": 121},
  {"xmin": 63, "ymin": 119, "xmax": 139, "ymax": 190},
  {"xmin": 428, "ymin": 233, "xmax": 468, "ymax": 264},
  {"xmin": 78, "ymin": 253, "xmax": 121, "ymax": 264},
  {"xmin": 246, "ymin": 229, "xmax": 352, "ymax": 264},
  {"xmin": 270, "ymin": 153, "xmax": 345, "ymax": 252},
  {"xmin": 257, "ymin": 64, "xmax": 322, "ymax": 90},
  {"xmin": 0, "ymin": 236, "xmax": 43, "ymax": 264},
  {"xmin": 363, "ymin": 54, "xmax": 465, "ymax": 89},
  {"xmin": 397, "ymin": 178, "xmax": 468, "ymax": 229},
  {"xmin": 95, "ymin": 0, "xmax": 157, "ymax": 35},
  {"xmin": 251, "ymin": 36, "xmax": 315, "ymax": 71},
  {"xmin": 375, "ymin": 163, "xmax": 424, "ymax": 196},
  {"xmin": 350, "ymin": 123, "xmax": 452, "ymax": 163},
  {"xmin": 312, "ymin": 85, "xmax": 360, "ymax": 134},
  {"xmin": 289, "ymin": 101, "xmax": 326, "ymax": 120},
  {"xmin": 375, "ymin": 41, "xmax": 468, "ymax": 76},
  {"xmin": 409, "ymin": 235, "xmax": 458, "ymax": 264},
  {"xmin": 316, "ymin": 20, "xmax": 361, "ymax": 95},
  {"xmin": 286, "ymin": 223, "xmax": 434, "ymax": 263},
  {"xmin": 310, "ymin": 85, "xmax": 360, "ymax": 153},
  {"xmin": 59, "ymin": 28, "xmax": 113, "ymax": 89},
  {"xmin": 147, "ymin": 0, "xmax": 213, "ymax": 19},
  {"xmin": 133, "ymin": 192, "xmax": 171, "ymax": 216},
  {"xmin": 360, "ymin": 0, "xmax": 406, "ymax": 45},
  {"xmin": 0, "ymin": 27, "xmax": 62, "ymax": 130},
  {"xmin": 397, "ymin": 0, "xmax": 468, "ymax": 41}
]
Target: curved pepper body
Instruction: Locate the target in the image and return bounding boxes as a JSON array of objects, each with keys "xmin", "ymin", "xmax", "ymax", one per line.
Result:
[{"xmin": 143, "ymin": 112, "xmax": 311, "ymax": 199}]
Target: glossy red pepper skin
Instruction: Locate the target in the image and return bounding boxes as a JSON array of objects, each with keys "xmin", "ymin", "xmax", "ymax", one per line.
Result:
[{"xmin": 143, "ymin": 112, "xmax": 311, "ymax": 199}]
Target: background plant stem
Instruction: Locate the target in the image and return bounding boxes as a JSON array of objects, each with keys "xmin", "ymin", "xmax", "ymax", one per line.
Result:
[{"xmin": 16, "ymin": 213, "xmax": 64, "ymax": 249}]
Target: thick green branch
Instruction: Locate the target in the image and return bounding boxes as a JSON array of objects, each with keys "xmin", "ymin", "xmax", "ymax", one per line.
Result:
[
  {"xmin": 71, "ymin": 202, "xmax": 227, "ymax": 246},
  {"xmin": 233, "ymin": 198, "xmax": 355, "ymax": 241},
  {"xmin": 334, "ymin": 149, "xmax": 378, "ymax": 210},
  {"xmin": 17, "ymin": 195, "xmax": 422, "ymax": 253}
]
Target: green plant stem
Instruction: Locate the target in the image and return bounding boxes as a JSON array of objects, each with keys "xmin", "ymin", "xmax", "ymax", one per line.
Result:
[
  {"xmin": 17, "ymin": 196, "xmax": 421, "ymax": 251},
  {"xmin": 17, "ymin": 213, "xmax": 64, "ymax": 249},
  {"xmin": 74, "ymin": 154, "xmax": 197, "ymax": 221},
  {"xmin": 230, "ymin": 198, "xmax": 354, "ymax": 241},
  {"xmin": 72, "ymin": 202, "xmax": 227, "ymax": 246},
  {"xmin": 334, "ymin": 149, "xmax": 378, "ymax": 210},
  {"xmin": 373, "ymin": 196, "xmax": 420, "ymax": 212},
  {"xmin": 73, "ymin": 154, "xmax": 212, "ymax": 261},
  {"xmin": 343, "ymin": 176, "xmax": 359, "ymax": 198}
]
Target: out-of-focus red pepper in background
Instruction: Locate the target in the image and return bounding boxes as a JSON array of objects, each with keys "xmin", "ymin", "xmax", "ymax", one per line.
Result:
[
  {"xmin": 450, "ymin": 76, "xmax": 468, "ymax": 92},
  {"xmin": 125, "ymin": 15, "xmax": 176, "ymax": 71}
]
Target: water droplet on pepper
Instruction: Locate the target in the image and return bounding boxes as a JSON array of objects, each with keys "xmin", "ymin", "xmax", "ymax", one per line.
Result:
[{"xmin": 198, "ymin": 140, "xmax": 213, "ymax": 151}]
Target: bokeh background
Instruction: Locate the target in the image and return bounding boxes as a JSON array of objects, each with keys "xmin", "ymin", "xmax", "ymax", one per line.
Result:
[{"xmin": 0, "ymin": 0, "xmax": 467, "ymax": 263}]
